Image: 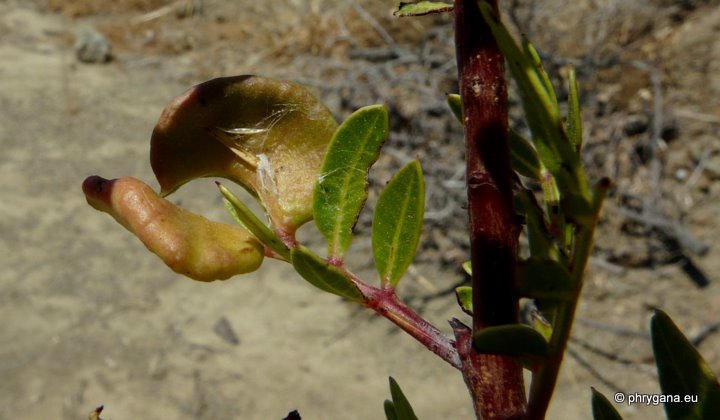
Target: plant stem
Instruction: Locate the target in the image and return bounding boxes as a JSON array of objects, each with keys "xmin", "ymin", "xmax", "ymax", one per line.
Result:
[
  {"xmin": 454, "ymin": 0, "xmax": 526, "ymax": 418},
  {"xmin": 526, "ymin": 179, "xmax": 609, "ymax": 419},
  {"xmin": 452, "ymin": 320, "xmax": 526, "ymax": 420},
  {"xmin": 348, "ymin": 273, "xmax": 462, "ymax": 369}
]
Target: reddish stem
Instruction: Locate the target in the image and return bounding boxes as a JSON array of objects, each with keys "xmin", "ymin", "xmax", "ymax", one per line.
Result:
[
  {"xmin": 452, "ymin": 320, "xmax": 526, "ymax": 420},
  {"xmin": 278, "ymin": 252, "xmax": 460, "ymax": 369},
  {"xmin": 454, "ymin": 0, "xmax": 526, "ymax": 418},
  {"xmin": 351, "ymin": 276, "xmax": 462, "ymax": 370}
]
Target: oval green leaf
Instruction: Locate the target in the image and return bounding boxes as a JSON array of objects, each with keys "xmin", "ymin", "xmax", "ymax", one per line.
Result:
[
  {"xmin": 528, "ymin": 306, "xmax": 554, "ymax": 342},
  {"xmin": 651, "ymin": 310, "xmax": 720, "ymax": 419},
  {"xmin": 384, "ymin": 400, "xmax": 399, "ymax": 420},
  {"xmin": 517, "ymin": 257, "xmax": 573, "ymax": 303},
  {"xmin": 591, "ymin": 387, "xmax": 624, "ymax": 420},
  {"xmin": 150, "ymin": 76, "xmax": 338, "ymax": 233},
  {"xmin": 509, "ymin": 129, "xmax": 543, "ymax": 180},
  {"xmin": 290, "ymin": 246, "xmax": 365, "ymax": 302},
  {"xmin": 513, "ymin": 188, "xmax": 558, "ymax": 260},
  {"xmin": 388, "ymin": 377, "xmax": 419, "ymax": 420},
  {"xmin": 372, "ymin": 160, "xmax": 425, "ymax": 288},
  {"xmin": 447, "ymin": 93, "xmax": 463, "ymax": 123},
  {"xmin": 472, "ymin": 324, "xmax": 550, "ymax": 358},
  {"xmin": 313, "ymin": 105, "xmax": 388, "ymax": 259},
  {"xmin": 455, "ymin": 286, "xmax": 473, "ymax": 316},
  {"xmin": 462, "ymin": 260, "xmax": 472, "ymax": 275},
  {"xmin": 561, "ymin": 192, "xmax": 594, "ymax": 226}
]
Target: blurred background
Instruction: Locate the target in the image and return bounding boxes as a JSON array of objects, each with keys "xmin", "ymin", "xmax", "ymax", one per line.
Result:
[{"xmin": 1, "ymin": 0, "xmax": 718, "ymax": 418}]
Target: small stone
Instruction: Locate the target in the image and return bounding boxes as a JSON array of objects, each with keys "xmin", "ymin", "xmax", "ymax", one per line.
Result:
[
  {"xmin": 213, "ymin": 317, "xmax": 240, "ymax": 345},
  {"xmin": 675, "ymin": 168, "xmax": 689, "ymax": 181},
  {"xmin": 75, "ymin": 26, "xmax": 111, "ymax": 64}
]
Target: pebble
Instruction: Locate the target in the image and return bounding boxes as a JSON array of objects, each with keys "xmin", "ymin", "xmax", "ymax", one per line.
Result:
[
  {"xmin": 75, "ymin": 26, "xmax": 111, "ymax": 63},
  {"xmin": 213, "ymin": 317, "xmax": 240, "ymax": 345}
]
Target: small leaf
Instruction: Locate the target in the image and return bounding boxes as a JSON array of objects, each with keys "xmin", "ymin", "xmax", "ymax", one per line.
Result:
[
  {"xmin": 517, "ymin": 257, "xmax": 573, "ymax": 303},
  {"xmin": 447, "ymin": 93, "xmax": 462, "ymax": 122},
  {"xmin": 150, "ymin": 76, "xmax": 338, "ymax": 233},
  {"xmin": 561, "ymin": 192, "xmax": 594, "ymax": 225},
  {"xmin": 384, "ymin": 400, "xmax": 399, "ymax": 420},
  {"xmin": 313, "ymin": 105, "xmax": 388, "ymax": 259},
  {"xmin": 529, "ymin": 307, "xmax": 553, "ymax": 342},
  {"xmin": 82, "ymin": 176, "xmax": 264, "ymax": 281},
  {"xmin": 455, "ymin": 286, "xmax": 473, "ymax": 316},
  {"xmin": 514, "ymin": 188, "xmax": 558, "ymax": 260},
  {"xmin": 509, "ymin": 129, "xmax": 543, "ymax": 180},
  {"xmin": 218, "ymin": 183, "xmax": 290, "ymax": 260},
  {"xmin": 651, "ymin": 310, "xmax": 720, "ymax": 419},
  {"xmin": 567, "ymin": 68, "xmax": 583, "ymax": 152},
  {"xmin": 372, "ymin": 160, "xmax": 425, "ymax": 287},
  {"xmin": 462, "ymin": 260, "xmax": 472, "ymax": 275},
  {"xmin": 394, "ymin": 1, "xmax": 453, "ymax": 17},
  {"xmin": 591, "ymin": 387, "xmax": 624, "ymax": 420},
  {"xmin": 290, "ymin": 246, "xmax": 365, "ymax": 302},
  {"xmin": 388, "ymin": 377, "xmax": 419, "ymax": 420},
  {"xmin": 473, "ymin": 324, "xmax": 550, "ymax": 358},
  {"xmin": 523, "ymin": 38, "xmax": 559, "ymax": 111}
]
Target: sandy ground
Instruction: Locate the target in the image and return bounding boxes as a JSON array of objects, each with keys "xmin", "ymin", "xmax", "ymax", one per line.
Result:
[{"xmin": 1, "ymin": 1, "xmax": 719, "ymax": 419}]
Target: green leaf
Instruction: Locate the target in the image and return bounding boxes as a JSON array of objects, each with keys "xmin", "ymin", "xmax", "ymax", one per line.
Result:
[
  {"xmin": 561, "ymin": 192, "xmax": 594, "ymax": 226},
  {"xmin": 388, "ymin": 377, "xmax": 419, "ymax": 420},
  {"xmin": 517, "ymin": 257, "xmax": 573, "ymax": 303},
  {"xmin": 372, "ymin": 160, "xmax": 425, "ymax": 287},
  {"xmin": 591, "ymin": 387, "xmax": 624, "ymax": 420},
  {"xmin": 394, "ymin": 1, "xmax": 453, "ymax": 17},
  {"xmin": 313, "ymin": 105, "xmax": 388, "ymax": 260},
  {"xmin": 462, "ymin": 260, "xmax": 472, "ymax": 275},
  {"xmin": 514, "ymin": 188, "xmax": 558, "ymax": 260},
  {"xmin": 651, "ymin": 310, "xmax": 720, "ymax": 420},
  {"xmin": 290, "ymin": 247, "xmax": 365, "ymax": 302},
  {"xmin": 509, "ymin": 129, "xmax": 543, "ymax": 180},
  {"xmin": 218, "ymin": 183, "xmax": 290, "ymax": 260},
  {"xmin": 455, "ymin": 286, "xmax": 473, "ymax": 316},
  {"xmin": 447, "ymin": 93, "xmax": 462, "ymax": 123},
  {"xmin": 384, "ymin": 400, "xmax": 399, "ymax": 420},
  {"xmin": 567, "ymin": 68, "xmax": 583, "ymax": 152},
  {"xmin": 150, "ymin": 76, "xmax": 338, "ymax": 233},
  {"xmin": 523, "ymin": 38, "xmax": 559, "ymax": 111},
  {"xmin": 473, "ymin": 324, "xmax": 550, "ymax": 357},
  {"xmin": 529, "ymin": 307, "xmax": 553, "ymax": 342}
]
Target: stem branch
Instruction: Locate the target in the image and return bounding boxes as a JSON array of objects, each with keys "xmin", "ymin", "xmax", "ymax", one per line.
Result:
[
  {"xmin": 360, "ymin": 282, "xmax": 463, "ymax": 369},
  {"xmin": 527, "ymin": 179, "xmax": 609, "ymax": 419}
]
